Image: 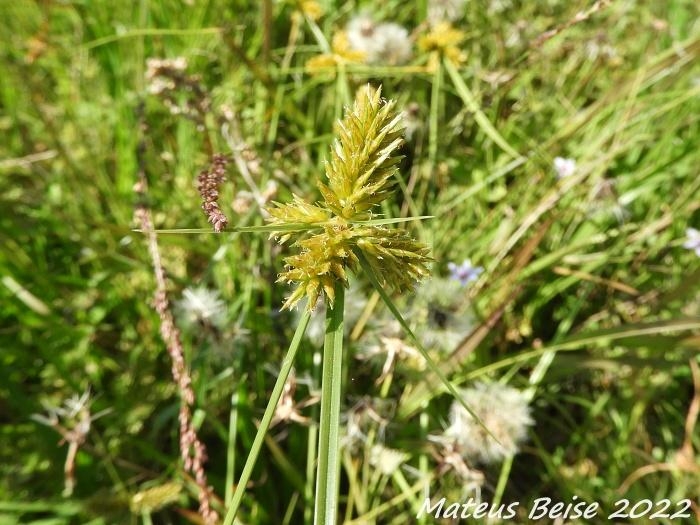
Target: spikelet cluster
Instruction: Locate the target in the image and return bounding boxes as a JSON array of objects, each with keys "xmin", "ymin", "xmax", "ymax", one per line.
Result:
[{"xmin": 267, "ymin": 86, "xmax": 431, "ymax": 310}]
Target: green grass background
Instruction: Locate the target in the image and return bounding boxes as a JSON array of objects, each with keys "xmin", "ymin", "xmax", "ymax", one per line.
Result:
[{"xmin": 1, "ymin": 0, "xmax": 699, "ymax": 523}]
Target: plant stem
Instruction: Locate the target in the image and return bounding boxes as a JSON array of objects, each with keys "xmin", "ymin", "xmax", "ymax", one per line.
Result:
[
  {"xmin": 223, "ymin": 309, "xmax": 311, "ymax": 525},
  {"xmin": 428, "ymin": 52, "xmax": 442, "ymax": 175},
  {"xmin": 225, "ymin": 390, "xmax": 239, "ymax": 504},
  {"xmin": 314, "ymin": 282, "xmax": 345, "ymax": 525},
  {"xmin": 141, "ymin": 511, "xmax": 153, "ymax": 525},
  {"xmin": 492, "ymin": 455, "xmax": 513, "ymax": 511}
]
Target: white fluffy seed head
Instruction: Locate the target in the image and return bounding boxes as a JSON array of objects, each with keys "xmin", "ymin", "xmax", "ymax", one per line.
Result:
[
  {"xmin": 177, "ymin": 286, "xmax": 227, "ymax": 329},
  {"xmin": 445, "ymin": 382, "xmax": 533, "ymax": 464},
  {"xmin": 346, "ymin": 15, "xmax": 412, "ymax": 65}
]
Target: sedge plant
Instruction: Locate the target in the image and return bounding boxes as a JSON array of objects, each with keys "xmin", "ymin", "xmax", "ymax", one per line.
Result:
[
  {"xmin": 224, "ymin": 85, "xmax": 432, "ymax": 524},
  {"xmin": 223, "ymin": 84, "xmax": 500, "ymax": 525}
]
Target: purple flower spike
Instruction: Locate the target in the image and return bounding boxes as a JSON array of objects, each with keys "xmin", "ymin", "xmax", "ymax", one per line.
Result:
[
  {"xmin": 448, "ymin": 259, "xmax": 484, "ymax": 286},
  {"xmin": 683, "ymin": 228, "xmax": 700, "ymax": 257}
]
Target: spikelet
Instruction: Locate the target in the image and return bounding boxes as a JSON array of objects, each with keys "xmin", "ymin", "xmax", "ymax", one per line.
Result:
[
  {"xmin": 319, "ymin": 85, "xmax": 405, "ymax": 220},
  {"xmin": 276, "ymin": 221, "xmax": 358, "ymax": 310},
  {"xmin": 354, "ymin": 227, "xmax": 431, "ymax": 290},
  {"xmin": 267, "ymin": 194, "xmax": 331, "ymax": 225},
  {"xmin": 267, "ymin": 85, "xmax": 431, "ymax": 310}
]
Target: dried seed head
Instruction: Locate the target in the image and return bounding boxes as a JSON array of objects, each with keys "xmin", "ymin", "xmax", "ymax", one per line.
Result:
[
  {"xmin": 176, "ymin": 286, "xmax": 227, "ymax": 329},
  {"xmin": 427, "ymin": 0, "xmax": 467, "ymax": 25},
  {"xmin": 197, "ymin": 154, "xmax": 230, "ymax": 232},
  {"xmin": 444, "ymin": 382, "xmax": 533, "ymax": 464},
  {"xmin": 346, "ymin": 15, "xmax": 412, "ymax": 66}
]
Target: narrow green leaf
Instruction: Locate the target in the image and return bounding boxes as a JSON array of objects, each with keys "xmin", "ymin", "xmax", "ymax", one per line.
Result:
[
  {"xmin": 467, "ymin": 318, "xmax": 700, "ymax": 380},
  {"xmin": 356, "ymin": 251, "xmax": 500, "ymax": 444},
  {"xmin": 139, "ymin": 218, "xmax": 433, "ymax": 236},
  {"xmin": 223, "ymin": 310, "xmax": 311, "ymax": 525},
  {"xmin": 351, "ymin": 216, "xmax": 434, "ymax": 226},
  {"xmin": 444, "ymin": 58, "xmax": 521, "ymax": 159},
  {"xmin": 137, "ymin": 223, "xmax": 323, "ymax": 235}
]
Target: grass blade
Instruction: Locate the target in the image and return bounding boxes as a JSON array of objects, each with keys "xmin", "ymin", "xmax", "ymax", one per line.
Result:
[
  {"xmin": 223, "ymin": 309, "xmax": 311, "ymax": 525},
  {"xmin": 444, "ymin": 58, "xmax": 520, "ymax": 159},
  {"xmin": 356, "ymin": 250, "xmax": 499, "ymax": 443}
]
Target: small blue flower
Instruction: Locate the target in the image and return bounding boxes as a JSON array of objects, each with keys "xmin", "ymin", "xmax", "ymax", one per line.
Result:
[
  {"xmin": 683, "ymin": 228, "xmax": 700, "ymax": 257},
  {"xmin": 448, "ymin": 259, "xmax": 484, "ymax": 286}
]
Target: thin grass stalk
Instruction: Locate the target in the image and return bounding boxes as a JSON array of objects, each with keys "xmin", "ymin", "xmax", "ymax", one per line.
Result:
[
  {"xmin": 335, "ymin": 62, "xmax": 351, "ymax": 121},
  {"xmin": 428, "ymin": 52, "xmax": 441, "ymax": 175},
  {"xmin": 314, "ymin": 282, "xmax": 345, "ymax": 525},
  {"xmin": 347, "ymin": 478, "xmax": 429, "ymax": 524},
  {"xmin": 305, "ymin": 416, "xmax": 318, "ymax": 524},
  {"xmin": 391, "ymin": 469, "xmax": 423, "ymax": 515},
  {"xmin": 443, "ymin": 57, "xmax": 520, "ymax": 159},
  {"xmin": 415, "ymin": 53, "xmax": 442, "ymax": 209},
  {"xmin": 305, "ymin": 347, "xmax": 322, "ymax": 522},
  {"xmin": 266, "ymin": 12, "xmax": 302, "ymax": 147},
  {"xmin": 343, "ymin": 450, "xmax": 361, "ymax": 521},
  {"xmin": 223, "ymin": 309, "xmax": 312, "ymax": 525},
  {"xmin": 356, "ymin": 251, "xmax": 499, "ymax": 440},
  {"xmin": 225, "ymin": 390, "xmax": 239, "ymax": 504},
  {"xmin": 417, "ymin": 405, "xmax": 429, "ymax": 525},
  {"xmin": 141, "ymin": 511, "xmax": 153, "ymax": 525},
  {"xmin": 492, "ymin": 455, "xmax": 513, "ymax": 511}
]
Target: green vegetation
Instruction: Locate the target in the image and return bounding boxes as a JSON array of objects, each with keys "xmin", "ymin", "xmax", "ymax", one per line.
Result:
[{"xmin": 2, "ymin": 0, "xmax": 699, "ymax": 523}]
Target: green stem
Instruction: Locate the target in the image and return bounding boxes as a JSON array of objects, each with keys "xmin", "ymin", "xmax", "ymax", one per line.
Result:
[
  {"xmin": 223, "ymin": 310, "xmax": 311, "ymax": 525},
  {"xmin": 305, "ymin": 414, "xmax": 319, "ymax": 524},
  {"xmin": 225, "ymin": 390, "xmax": 239, "ymax": 504},
  {"xmin": 356, "ymin": 251, "xmax": 500, "ymax": 443},
  {"xmin": 314, "ymin": 282, "xmax": 345, "ymax": 525},
  {"xmin": 428, "ymin": 53, "xmax": 442, "ymax": 175},
  {"xmin": 492, "ymin": 455, "xmax": 513, "ymax": 511},
  {"xmin": 141, "ymin": 511, "xmax": 153, "ymax": 525},
  {"xmin": 305, "ymin": 348, "xmax": 322, "ymax": 523}
]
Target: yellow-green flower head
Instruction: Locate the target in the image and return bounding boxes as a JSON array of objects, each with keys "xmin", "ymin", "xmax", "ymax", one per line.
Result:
[
  {"xmin": 267, "ymin": 85, "xmax": 431, "ymax": 310},
  {"xmin": 418, "ymin": 22, "xmax": 467, "ymax": 63},
  {"xmin": 298, "ymin": 0, "xmax": 324, "ymax": 21},
  {"xmin": 305, "ymin": 31, "xmax": 366, "ymax": 75}
]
